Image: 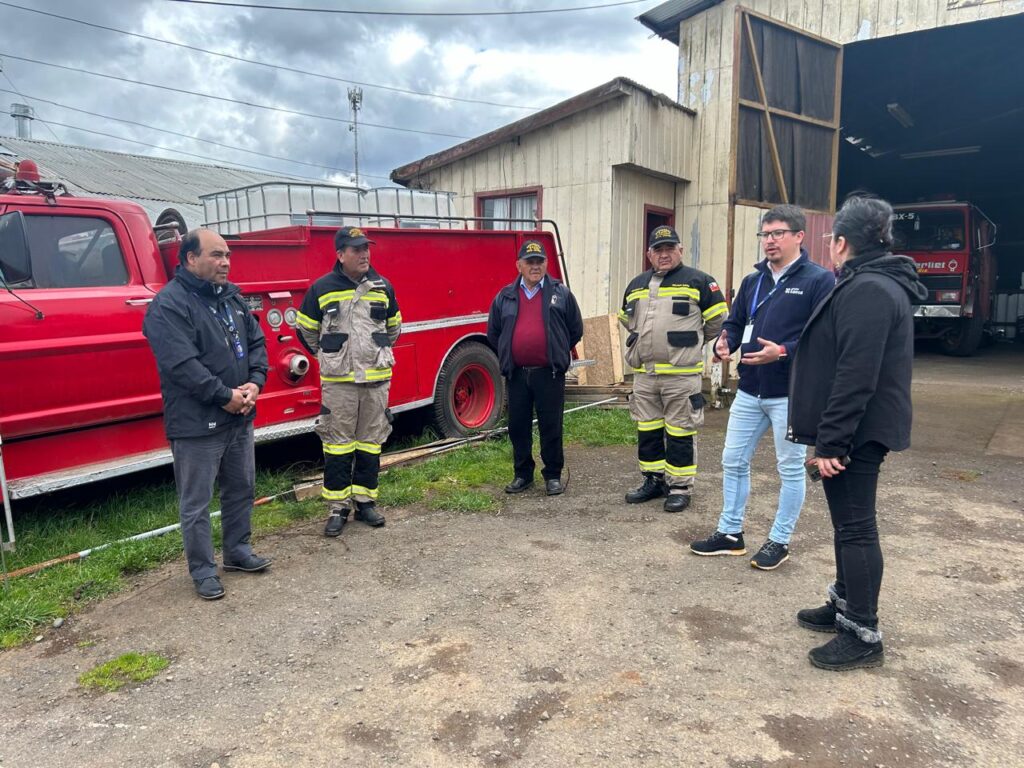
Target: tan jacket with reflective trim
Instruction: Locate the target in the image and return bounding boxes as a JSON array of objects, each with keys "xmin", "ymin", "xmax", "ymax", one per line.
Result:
[
  {"xmin": 296, "ymin": 265, "xmax": 401, "ymax": 384},
  {"xmin": 618, "ymin": 263, "xmax": 728, "ymax": 375}
]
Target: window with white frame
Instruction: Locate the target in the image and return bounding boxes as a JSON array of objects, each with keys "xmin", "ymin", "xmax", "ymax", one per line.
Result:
[{"xmin": 479, "ymin": 192, "xmax": 538, "ymax": 231}]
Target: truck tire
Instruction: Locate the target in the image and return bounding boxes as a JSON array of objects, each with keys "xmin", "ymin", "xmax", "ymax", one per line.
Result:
[
  {"xmin": 940, "ymin": 313, "xmax": 984, "ymax": 357},
  {"xmin": 432, "ymin": 341, "xmax": 505, "ymax": 437}
]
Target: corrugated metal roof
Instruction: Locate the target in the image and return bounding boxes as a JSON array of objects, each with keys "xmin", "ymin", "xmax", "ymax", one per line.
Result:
[
  {"xmin": 0, "ymin": 135, "xmax": 335, "ymax": 228},
  {"xmin": 636, "ymin": 0, "xmax": 725, "ymax": 45}
]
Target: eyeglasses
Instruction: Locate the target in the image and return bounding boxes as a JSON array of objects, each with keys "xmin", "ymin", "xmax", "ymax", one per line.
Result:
[{"xmin": 756, "ymin": 229, "xmax": 797, "ymax": 241}]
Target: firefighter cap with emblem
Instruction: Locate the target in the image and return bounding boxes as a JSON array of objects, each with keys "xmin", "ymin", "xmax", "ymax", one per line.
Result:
[
  {"xmin": 648, "ymin": 225, "xmax": 681, "ymax": 248},
  {"xmin": 335, "ymin": 225, "xmax": 376, "ymax": 250},
  {"xmin": 517, "ymin": 239, "xmax": 547, "ymax": 261}
]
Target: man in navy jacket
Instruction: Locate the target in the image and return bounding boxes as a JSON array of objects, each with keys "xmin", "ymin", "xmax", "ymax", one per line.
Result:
[{"xmin": 690, "ymin": 205, "xmax": 834, "ymax": 569}]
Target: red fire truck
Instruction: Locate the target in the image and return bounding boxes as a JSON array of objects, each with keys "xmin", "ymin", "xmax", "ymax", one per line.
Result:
[
  {"xmin": 0, "ymin": 160, "xmax": 569, "ymax": 510},
  {"xmin": 892, "ymin": 202, "xmax": 997, "ymax": 356}
]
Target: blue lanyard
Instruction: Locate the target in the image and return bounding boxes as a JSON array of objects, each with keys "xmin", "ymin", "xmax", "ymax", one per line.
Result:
[
  {"xmin": 195, "ymin": 292, "xmax": 245, "ymax": 359},
  {"xmin": 748, "ymin": 272, "xmax": 788, "ymax": 320}
]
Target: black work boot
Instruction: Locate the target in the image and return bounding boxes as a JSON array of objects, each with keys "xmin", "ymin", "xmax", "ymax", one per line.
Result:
[
  {"xmin": 354, "ymin": 501, "xmax": 386, "ymax": 527},
  {"xmin": 625, "ymin": 474, "xmax": 667, "ymax": 504},
  {"xmin": 808, "ymin": 616, "xmax": 884, "ymax": 671},
  {"xmin": 663, "ymin": 492, "xmax": 691, "ymax": 513},
  {"xmin": 324, "ymin": 509, "xmax": 348, "ymax": 538}
]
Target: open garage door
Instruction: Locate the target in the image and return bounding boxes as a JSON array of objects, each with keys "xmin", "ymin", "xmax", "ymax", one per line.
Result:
[{"xmin": 837, "ymin": 13, "xmax": 1024, "ymax": 354}]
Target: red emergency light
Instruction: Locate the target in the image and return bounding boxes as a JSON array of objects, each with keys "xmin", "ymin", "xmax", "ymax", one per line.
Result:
[{"xmin": 15, "ymin": 159, "xmax": 41, "ymax": 183}]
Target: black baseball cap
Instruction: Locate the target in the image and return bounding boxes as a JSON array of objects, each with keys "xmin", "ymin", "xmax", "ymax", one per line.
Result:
[
  {"xmin": 648, "ymin": 225, "xmax": 680, "ymax": 248},
  {"xmin": 518, "ymin": 239, "xmax": 547, "ymax": 261},
  {"xmin": 335, "ymin": 225, "xmax": 376, "ymax": 250}
]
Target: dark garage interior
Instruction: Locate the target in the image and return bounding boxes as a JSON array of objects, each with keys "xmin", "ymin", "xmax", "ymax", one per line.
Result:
[{"xmin": 837, "ymin": 13, "xmax": 1024, "ymax": 344}]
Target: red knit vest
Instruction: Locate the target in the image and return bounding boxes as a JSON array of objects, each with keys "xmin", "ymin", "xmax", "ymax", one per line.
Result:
[{"xmin": 511, "ymin": 288, "xmax": 549, "ymax": 367}]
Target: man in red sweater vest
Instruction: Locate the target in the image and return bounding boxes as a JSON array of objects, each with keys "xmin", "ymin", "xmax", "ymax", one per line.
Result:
[{"xmin": 487, "ymin": 240, "xmax": 583, "ymax": 495}]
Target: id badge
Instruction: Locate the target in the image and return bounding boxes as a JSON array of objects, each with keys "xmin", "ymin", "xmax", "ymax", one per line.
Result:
[{"xmin": 741, "ymin": 323, "xmax": 754, "ymax": 344}]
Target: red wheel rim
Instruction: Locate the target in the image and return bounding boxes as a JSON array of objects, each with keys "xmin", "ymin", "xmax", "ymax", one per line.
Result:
[{"xmin": 451, "ymin": 363, "xmax": 495, "ymax": 429}]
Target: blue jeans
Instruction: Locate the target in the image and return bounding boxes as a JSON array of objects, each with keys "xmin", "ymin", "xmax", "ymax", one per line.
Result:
[{"xmin": 717, "ymin": 389, "xmax": 807, "ymax": 544}]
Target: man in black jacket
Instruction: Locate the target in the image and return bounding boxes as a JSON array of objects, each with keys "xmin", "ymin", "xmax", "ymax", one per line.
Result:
[
  {"xmin": 690, "ymin": 205, "xmax": 834, "ymax": 569},
  {"xmin": 144, "ymin": 229, "xmax": 271, "ymax": 600},
  {"xmin": 487, "ymin": 240, "xmax": 583, "ymax": 495}
]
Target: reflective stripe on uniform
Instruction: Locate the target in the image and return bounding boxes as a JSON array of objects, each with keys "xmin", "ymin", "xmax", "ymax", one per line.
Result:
[
  {"xmin": 355, "ymin": 441, "xmax": 381, "ymax": 454},
  {"xmin": 636, "ymin": 418, "xmax": 665, "ymax": 432},
  {"xmin": 318, "ymin": 290, "xmax": 356, "ymax": 308},
  {"xmin": 632, "ymin": 363, "xmax": 705, "ymax": 376},
  {"xmin": 626, "ymin": 288, "xmax": 650, "ymax": 303},
  {"xmin": 323, "ymin": 442, "xmax": 356, "ymax": 455},
  {"xmin": 639, "ymin": 459, "xmax": 666, "ymax": 473},
  {"xmin": 351, "ymin": 484, "xmax": 379, "ymax": 499},
  {"xmin": 296, "ymin": 311, "xmax": 319, "ymax": 330},
  {"xmin": 321, "ymin": 366, "xmax": 393, "ymax": 383},
  {"xmin": 322, "ymin": 486, "xmax": 352, "ymax": 500},
  {"xmin": 665, "ymin": 463, "xmax": 697, "ymax": 477},
  {"xmin": 702, "ymin": 302, "xmax": 728, "ymax": 320},
  {"xmin": 617, "ymin": 309, "xmax": 629, "ymax": 323},
  {"xmin": 665, "ymin": 424, "xmax": 697, "ymax": 437},
  {"xmin": 387, "ymin": 311, "xmax": 402, "ymax": 328},
  {"xmin": 657, "ymin": 285, "xmax": 700, "ymax": 300},
  {"xmin": 362, "ymin": 291, "xmax": 389, "ymax": 306}
]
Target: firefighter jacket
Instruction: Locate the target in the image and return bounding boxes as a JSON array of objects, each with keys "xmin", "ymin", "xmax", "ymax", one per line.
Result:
[
  {"xmin": 296, "ymin": 264, "xmax": 401, "ymax": 384},
  {"xmin": 618, "ymin": 263, "xmax": 728, "ymax": 376},
  {"xmin": 143, "ymin": 266, "xmax": 268, "ymax": 440}
]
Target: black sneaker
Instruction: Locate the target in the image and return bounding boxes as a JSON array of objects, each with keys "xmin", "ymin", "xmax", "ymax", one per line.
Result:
[
  {"xmin": 797, "ymin": 602, "xmax": 839, "ymax": 633},
  {"xmin": 750, "ymin": 539, "xmax": 789, "ymax": 570},
  {"xmin": 690, "ymin": 531, "xmax": 746, "ymax": 556},
  {"xmin": 808, "ymin": 629, "xmax": 884, "ymax": 671},
  {"xmin": 625, "ymin": 474, "xmax": 667, "ymax": 504}
]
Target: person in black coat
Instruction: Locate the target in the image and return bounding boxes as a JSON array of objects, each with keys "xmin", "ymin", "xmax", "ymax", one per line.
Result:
[{"xmin": 788, "ymin": 196, "xmax": 927, "ymax": 671}]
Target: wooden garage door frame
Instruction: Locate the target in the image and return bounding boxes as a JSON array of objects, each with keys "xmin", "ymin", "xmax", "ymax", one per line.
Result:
[{"xmin": 729, "ymin": 6, "xmax": 844, "ymax": 215}]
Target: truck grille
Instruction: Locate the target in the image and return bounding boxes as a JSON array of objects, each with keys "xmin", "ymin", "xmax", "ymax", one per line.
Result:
[{"xmin": 919, "ymin": 275, "xmax": 963, "ymax": 304}]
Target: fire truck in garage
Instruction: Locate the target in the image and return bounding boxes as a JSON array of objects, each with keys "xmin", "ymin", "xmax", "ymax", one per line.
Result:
[
  {"xmin": 891, "ymin": 202, "xmax": 997, "ymax": 356},
  {"xmin": 0, "ymin": 159, "xmax": 570, "ymax": 513}
]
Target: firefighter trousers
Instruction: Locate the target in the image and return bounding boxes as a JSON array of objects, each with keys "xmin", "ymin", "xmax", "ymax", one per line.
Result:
[
  {"xmin": 629, "ymin": 372, "xmax": 705, "ymax": 494},
  {"xmin": 316, "ymin": 381, "xmax": 392, "ymax": 508}
]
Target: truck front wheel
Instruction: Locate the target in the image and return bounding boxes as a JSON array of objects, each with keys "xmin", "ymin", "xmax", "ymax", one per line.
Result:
[
  {"xmin": 432, "ymin": 341, "xmax": 505, "ymax": 437},
  {"xmin": 940, "ymin": 313, "xmax": 984, "ymax": 357}
]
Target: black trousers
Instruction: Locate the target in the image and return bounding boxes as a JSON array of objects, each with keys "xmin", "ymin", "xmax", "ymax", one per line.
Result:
[
  {"xmin": 507, "ymin": 366, "xmax": 565, "ymax": 481},
  {"xmin": 821, "ymin": 440, "xmax": 889, "ymax": 629}
]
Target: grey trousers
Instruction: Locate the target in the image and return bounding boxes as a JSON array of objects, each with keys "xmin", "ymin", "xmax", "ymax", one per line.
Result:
[{"xmin": 170, "ymin": 421, "xmax": 256, "ymax": 581}]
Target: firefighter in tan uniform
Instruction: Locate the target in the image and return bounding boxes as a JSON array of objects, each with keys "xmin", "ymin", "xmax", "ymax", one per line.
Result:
[
  {"xmin": 619, "ymin": 226, "xmax": 728, "ymax": 512},
  {"xmin": 297, "ymin": 226, "xmax": 401, "ymax": 536}
]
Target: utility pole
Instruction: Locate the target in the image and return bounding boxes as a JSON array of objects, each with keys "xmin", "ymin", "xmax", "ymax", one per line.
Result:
[{"xmin": 348, "ymin": 87, "xmax": 363, "ymax": 187}]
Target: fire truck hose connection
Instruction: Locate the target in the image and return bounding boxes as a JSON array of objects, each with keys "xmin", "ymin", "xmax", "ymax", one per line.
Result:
[
  {"xmin": 4, "ymin": 398, "xmax": 620, "ymax": 582},
  {"xmin": 288, "ymin": 354, "xmax": 310, "ymax": 377}
]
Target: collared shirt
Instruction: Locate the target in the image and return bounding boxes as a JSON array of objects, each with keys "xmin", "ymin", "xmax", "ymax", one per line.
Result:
[
  {"xmin": 769, "ymin": 256, "xmax": 800, "ymax": 284},
  {"xmin": 520, "ymin": 275, "xmax": 546, "ymax": 300}
]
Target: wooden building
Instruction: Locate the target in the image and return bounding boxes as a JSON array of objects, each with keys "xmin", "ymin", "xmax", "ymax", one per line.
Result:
[
  {"xmin": 391, "ymin": 78, "xmax": 695, "ymax": 320},
  {"xmin": 638, "ymin": 0, "xmax": 1024, "ymax": 329}
]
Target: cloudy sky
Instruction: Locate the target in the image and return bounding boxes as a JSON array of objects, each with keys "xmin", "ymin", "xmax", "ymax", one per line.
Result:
[{"xmin": 0, "ymin": 0, "xmax": 678, "ymax": 187}]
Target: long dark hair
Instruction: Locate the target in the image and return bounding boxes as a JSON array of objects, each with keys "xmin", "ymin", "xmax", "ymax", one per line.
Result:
[{"xmin": 833, "ymin": 194, "xmax": 894, "ymax": 254}]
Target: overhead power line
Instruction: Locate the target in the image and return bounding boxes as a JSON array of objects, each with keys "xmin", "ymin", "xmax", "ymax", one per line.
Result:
[
  {"xmin": 0, "ymin": 1, "xmax": 538, "ymax": 111},
  {"xmin": 0, "ymin": 87, "xmax": 394, "ymax": 180},
  {"xmin": 162, "ymin": 0, "xmax": 648, "ymax": 15},
  {"xmin": 29, "ymin": 117, "xmax": 376, "ymax": 183},
  {"xmin": 0, "ymin": 69, "xmax": 61, "ymax": 142},
  {"xmin": 0, "ymin": 52, "xmax": 471, "ymax": 139}
]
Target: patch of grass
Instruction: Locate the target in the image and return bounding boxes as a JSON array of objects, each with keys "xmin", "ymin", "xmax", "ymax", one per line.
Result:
[
  {"xmin": 0, "ymin": 469, "xmax": 321, "ymax": 648},
  {"xmin": 429, "ymin": 489, "xmax": 498, "ymax": 512},
  {"xmin": 563, "ymin": 406, "xmax": 636, "ymax": 447},
  {"xmin": 78, "ymin": 652, "xmax": 169, "ymax": 692}
]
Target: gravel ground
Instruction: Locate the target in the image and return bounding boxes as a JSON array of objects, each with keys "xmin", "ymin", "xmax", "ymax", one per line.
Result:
[{"xmin": 1, "ymin": 347, "xmax": 1022, "ymax": 768}]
